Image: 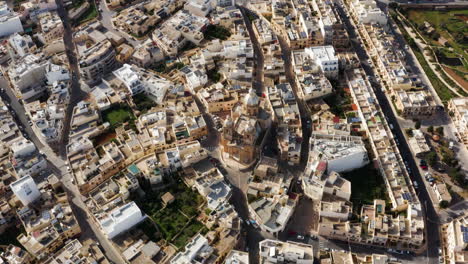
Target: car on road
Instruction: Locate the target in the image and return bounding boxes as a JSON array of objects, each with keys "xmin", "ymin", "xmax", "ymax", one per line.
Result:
[{"xmin": 297, "ymin": 235, "xmax": 305, "ymax": 240}]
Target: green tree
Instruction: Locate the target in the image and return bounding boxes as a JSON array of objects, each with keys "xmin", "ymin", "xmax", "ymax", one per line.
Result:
[
  {"xmin": 426, "ymin": 151, "xmax": 437, "ymax": 167},
  {"xmin": 415, "ymin": 120, "xmax": 421, "ymax": 129},
  {"xmin": 439, "ymin": 200, "xmax": 449, "ymax": 208},
  {"xmin": 405, "ymin": 128, "xmax": 414, "ymax": 137},
  {"xmin": 427, "ymin": 125, "xmax": 434, "ymax": 134},
  {"xmin": 436, "ymin": 126, "xmax": 444, "ymax": 136}
]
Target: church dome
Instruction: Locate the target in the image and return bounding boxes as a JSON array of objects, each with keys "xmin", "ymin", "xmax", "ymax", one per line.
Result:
[{"xmin": 244, "ymin": 89, "xmax": 259, "ymax": 106}]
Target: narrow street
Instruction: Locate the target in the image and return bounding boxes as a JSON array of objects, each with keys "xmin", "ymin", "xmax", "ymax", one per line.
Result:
[
  {"xmin": 335, "ymin": 2, "xmax": 440, "ymax": 263},
  {"xmin": 54, "ymin": 0, "xmax": 86, "ymax": 158}
]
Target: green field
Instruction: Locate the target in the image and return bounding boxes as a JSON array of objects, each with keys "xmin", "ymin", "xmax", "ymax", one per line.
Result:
[{"xmin": 406, "ymin": 9, "xmax": 468, "ymax": 73}]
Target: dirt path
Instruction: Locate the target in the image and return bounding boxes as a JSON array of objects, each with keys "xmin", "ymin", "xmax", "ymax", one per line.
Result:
[{"xmin": 443, "ymin": 66, "xmax": 468, "ymax": 92}]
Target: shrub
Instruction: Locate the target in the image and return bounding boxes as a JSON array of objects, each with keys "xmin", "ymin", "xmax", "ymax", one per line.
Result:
[
  {"xmin": 415, "ymin": 120, "xmax": 421, "ymax": 129},
  {"xmin": 439, "ymin": 200, "xmax": 449, "ymax": 208}
]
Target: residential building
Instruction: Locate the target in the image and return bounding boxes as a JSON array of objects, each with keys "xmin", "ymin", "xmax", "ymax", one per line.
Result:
[
  {"xmin": 185, "ymin": 0, "xmax": 216, "ymax": 17},
  {"xmin": 349, "ymin": 0, "xmax": 387, "ymax": 25},
  {"xmin": 304, "ymin": 46, "xmax": 339, "ymax": 79},
  {"xmin": 0, "ymin": 245, "xmax": 32, "ymax": 264},
  {"xmin": 345, "ymin": 68, "xmax": 424, "ymax": 249},
  {"xmin": 312, "ymin": 0, "xmax": 350, "ymax": 49},
  {"xmin": 433, "ymin": 183, "xmax": 451, "ymax": 204},
  {"xmin": 407, "ymin": 129, "xmax": 430, "ymax": 157},
  {"xmin": 44, "ymin": 239, "xmax": 110, "ymax": 264},
  {"xmin": 180, "ymin": 64, "xmax": 208, "ymax": 92},
  {"xmin": 113, "ymin": 64, "xmax": 172, "ymax": 103},
  {"xmin": 131, "ymin": 39, "xmax": 164, "ymax": 68},
  {"xmin": 17, "ymin": 182, "xmax": 81, "ymax": 260},
  {"xmin": 7, "ymin": 33, "xmax": 36, "ymax": 59},
  {"xmin": 78, "ymin": 40, "xmax": 118, "ymax": 85},
  {"xmin": 113, "ymin": 5, "xmax": 159, "ymax": 37},
  {"xmin": 38, "ymin": 12, "xmax": 63, "ymax": 44},
  {"xmin": 7, "ymin": 55, "xmax": 48, "ymax": 101},
  {"xmin": 10, "ymin": 138, "xmax": 47, "ymax": 177},
  {"xmin": 197, "ymin": 85, "xmax": 240, "ymax": 113},
  {"xmin": 248, "ymin": 171, "xmax": 297, "ymax": 236},
  {"xmin": 153, "ymin": 10, "xmax": 208, "ymax": 56},
  {"xmin": 441, "ymin": 214, "xmax": 467, "ymax": 264},
  {"xmin": 394, "ymin": 90, "xmax": 437, "ymax": 117},
  {"xmin": 259, "ymin": 239, "xmax": 314, "ymax": 264},
  {"xmin": 0, "ymin": 2, "xmax": 23, "ymax": 37},
  {"xmin": 25, "ymin": 80, "xmax": 69, "ymax": 146},
  {"xmin": 267, "ymin": 83, "xmax": 302, "ymax": 164},
  {"xmin": 448, "ymin": 97, "xmax": 468, "ymax": 147},
  {"xmin": 302, "ymin": 169, "xmax": 352, "ymax": 202}
]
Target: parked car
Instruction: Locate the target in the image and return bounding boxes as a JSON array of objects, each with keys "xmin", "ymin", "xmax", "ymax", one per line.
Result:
[{"xmin": 297, "ymin": 235, "xmax": 305, "ymax": 240}]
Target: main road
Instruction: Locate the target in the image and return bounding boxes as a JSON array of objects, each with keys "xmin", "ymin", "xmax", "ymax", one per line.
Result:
[{"xmin": 334, "ymin": 1, "xmax": 440, "ymax": 263}]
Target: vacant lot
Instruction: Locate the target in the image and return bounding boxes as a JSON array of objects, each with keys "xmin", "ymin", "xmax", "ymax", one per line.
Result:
[{"xmin": 342, "ymin": 163, "xmax": 388, "ymax": 210}]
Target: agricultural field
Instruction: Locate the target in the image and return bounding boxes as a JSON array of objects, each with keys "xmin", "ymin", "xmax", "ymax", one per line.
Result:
[{"xmin": 405, "ymin": 9, "xmax": 468, "ymax": 85}]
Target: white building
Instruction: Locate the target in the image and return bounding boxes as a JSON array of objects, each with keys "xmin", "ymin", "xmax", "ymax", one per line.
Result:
[
  {"xmin": 304, "ymin": 46, "xmax": 339, "ymax": 79},
  {"xmin": 170, "ymin": 234, "xmax": 214, "ymax": 264},
  {"xmin": 185, "ymin": 0, "xmax": 216, "ymax": 17},
  {"xmin": 309, "ymin": 133, "xmax": 369, "ymax": 174},
  {"xmin": 225, "ymin": 250, "xmax": 249, "ymax": 264},
  {"xmin": 10, "ymin": 176, "xmax": 41, "ymax": 206},
  {"xmin": 11, "ymin": 138, "xmax": 36, "ymax": 157},
  {"xmin": 0, "ymin": 2, "xmax": 23, "ymax": 37},
  {"xmin": 113, "ymin": 64, "xmax": 145, "ymax": 95},
  {"xmin": 99, "ymin": 202, "xmax": 146, "ymax": 239},
  {"xmin": 259, "ymin": 239, "xmax": 314, "ymax": 264},
  {"xmin": 8, "ymin": 33, "xmax": 36, "ymax": 59},
  {"xmin": 443, "ymin": 215, "xmax": 467, "ymax": 264},
  {"xmin": 180, "ymin": 65, "xmax": 208, "ymax": 91},
  {"xmin": 352, "ymin": 0, "xmax": 387, "ymax": 25}
]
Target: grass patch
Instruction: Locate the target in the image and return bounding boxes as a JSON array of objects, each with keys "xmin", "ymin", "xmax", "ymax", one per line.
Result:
[
  {"xmin": 207, "ymin": 69, "xmax": 221, "ymax": 83},
  {"xmin": 172, "ymin": 220, "xmax": 205, "ymax": 248},
  {"xmin": 342, "ymin": 163, "xmax": 388, "ymax": 210},
  {"xmin": 405, "ymin": 9, "xmax": 468, "ymax": 74},
  {"xmin": 101, "ymin": 104, "xmax": 135, "ymax": 128},
  {"xmin": 204, "ymin": 25, "xmax": 232, "ymax": 40},
  {"xmin": 75, "ymin": 3, "xmax": 98, "ymax": 25}
]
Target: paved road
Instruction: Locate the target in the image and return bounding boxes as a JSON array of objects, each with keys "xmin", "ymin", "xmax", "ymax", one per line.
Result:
[
  {"xmin": 335, "ymin": 2, "xmax": 440, "ymax": 263},
  {"xmin": 386, "ymin": 11, "xmax": 468, "ymax": 174},
  {"xmin": 98, "ymin": 0, "xmax": 141, "ymax": 47},
  {"xmin": 55, "ymin": 0, "xmax": 87, "ymax": 158},
  {"xmin": 239, "ymin": 6, "xmax": 264, "ymax": 96}
]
